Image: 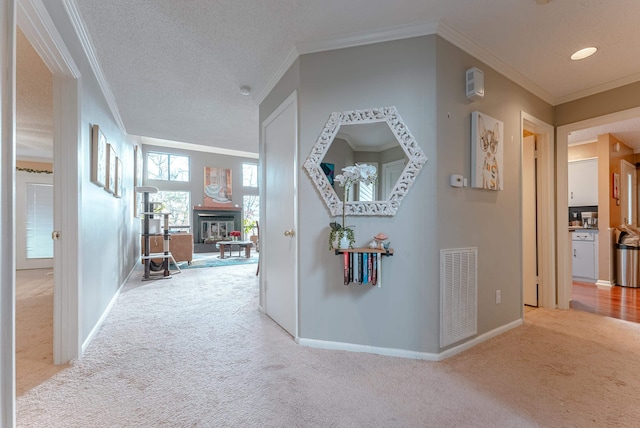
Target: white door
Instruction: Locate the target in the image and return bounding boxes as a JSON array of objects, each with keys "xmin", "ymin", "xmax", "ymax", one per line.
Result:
[
  {"xmin": 523, "ymin": 135, "xmax": 538, "ymax": 306},
  {"xmin": 621, "ymin": 160, "xmax": 637, "ymax": 225},
  {"xmin": 382, "ymin": 159, "xmax": 405, "ymax": 199},
  {"xmin": 262, "ymin": 92, "xmax": 298, "ymax": 337}
]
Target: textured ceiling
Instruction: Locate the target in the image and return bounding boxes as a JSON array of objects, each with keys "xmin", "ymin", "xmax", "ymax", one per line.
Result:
[{"xmin": 17, "ymin": 0, "xmax": 640, "ymax": 159}]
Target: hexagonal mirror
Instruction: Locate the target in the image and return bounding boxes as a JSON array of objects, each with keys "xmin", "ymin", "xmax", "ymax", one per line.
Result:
[{"xmin": 304, "ymin": 106, "xmax": 427, "ymax": 216}]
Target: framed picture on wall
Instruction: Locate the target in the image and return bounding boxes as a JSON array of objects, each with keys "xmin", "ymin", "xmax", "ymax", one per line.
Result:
[
  {"xmin": 471, "ymin": 111, "xmax": 504, "ymax": 190},
  {"xmin": 115, "ymin": 157, "xmax": 123, "ymax": 198},
  {"xmin": 106, "ymin": 143, "xmax": 117, "ymax": 194},
  {"xmin": 203, "ymin": 167, "xmax": 232, "ymax": 207},
  {"xmin": 133, "ymin": 145, "xmax": 143, "ymax": 215},
  {"xmin": 91, "ymin": 124, "xmax": 107, "ymax": 187},
  {"xmin": 613, "ymin": 172, "xmax": 620, "ymax": 200}
]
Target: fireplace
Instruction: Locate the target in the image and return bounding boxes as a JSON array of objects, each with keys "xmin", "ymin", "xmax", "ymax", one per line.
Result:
[{"xmin": 192, "ymin": 206, "xmax": 242, "ymax": 253}]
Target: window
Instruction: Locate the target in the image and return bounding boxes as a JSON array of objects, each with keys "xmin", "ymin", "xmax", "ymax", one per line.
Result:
[
  {"xmin": 149, "ymin": 191, "xmax": 191, "ymax": 229},
  {"xmin": 242, "ymin": 163, "xmax": 258, "ymax": 187},
  {"xmin": 26, "ymin": 183, "xmax": 53, "ymax": 259},
  {"xmin": 358, "ymin": 181, "xmax": 376, "ymax": 202},
  {"xmin": 243, "ymin": 195, "xmax": 259, "ymax": 234},
  {"xmin": 147, "ymin": 152, "xmax": 190, "ymax": 182}
]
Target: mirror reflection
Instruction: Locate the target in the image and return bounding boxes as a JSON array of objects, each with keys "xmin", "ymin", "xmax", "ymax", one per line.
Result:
[{"xmin": 321, "ymin": 123, "xmax": 408, "ymax": 202}]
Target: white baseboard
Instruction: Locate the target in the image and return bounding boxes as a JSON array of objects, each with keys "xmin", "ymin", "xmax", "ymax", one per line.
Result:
[
  {"xmin": 81, "ymin": 264, "xmax": 136, "ymax": 353},
  {"xmin": 297, "ymin": 337, "xmax": 441, "ymax": 360},
  {"xmin": 297, "ymin": 318, "xmax": 523, "ymax": 361},
  {"xmin": 437, "ymin": 318, "xmax": 522, "ymax": 360},
  {"xmin": 596, "ymin": 280, "xmax": 614, "ymax": 287}
]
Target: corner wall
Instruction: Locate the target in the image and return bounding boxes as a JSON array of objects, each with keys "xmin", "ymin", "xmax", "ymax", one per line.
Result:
[
  {"xmin": 296, "ymin": 36, "xmax": 440, "ymax": 353},
  {"xmin": 260, "ymin": 34, "xmax": 555, "ymax": 356}
]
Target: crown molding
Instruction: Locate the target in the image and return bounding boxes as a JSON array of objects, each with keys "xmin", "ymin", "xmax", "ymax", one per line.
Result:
[
  {"xmin": 554, "ymin": 71, "xmax": 640, "ymax": 105},
  {"xmin": 256, "ymin": 22, "xmax": 438, "ymax": 106},
  {"xmin": 17, "ymin": 0, "xmax": 80, "ymax": 78},
  {"xmin": 257, "ymin": 20, "xmax": 562, "ymax": 107},
  {"xmin": 62, "ymin": 0, "xmax": 127, "ymax": 134},
  {"xmin": 255, "ymin": 46, "xmax": 299, "ymax": 105},
  {"xmin": 435, "ymin": 21, "xmax": 556, "ymax": 105},
  {"xmin": 296, "ymin": 21, "xmax": 438, "ymax": 55}
]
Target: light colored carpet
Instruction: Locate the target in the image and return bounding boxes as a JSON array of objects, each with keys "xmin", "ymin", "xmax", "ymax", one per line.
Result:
[{"xmin": 16, "ymin": 263, "xmax": 640, "ymax": 427}]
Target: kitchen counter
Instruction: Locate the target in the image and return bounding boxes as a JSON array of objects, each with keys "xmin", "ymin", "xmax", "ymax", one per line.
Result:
[{"xmin": 569, "ymin": 226, "xmax": 598, "ymax": 232}]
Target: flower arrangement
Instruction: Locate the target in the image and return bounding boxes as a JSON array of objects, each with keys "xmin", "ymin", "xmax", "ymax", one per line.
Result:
[
  {"xmin": 329, "ymin": 163, "xmax": 377, "ymax": 249},
  {"xmin": 230, "ymin": 230, "xmax": 241, "ymax": 240}
]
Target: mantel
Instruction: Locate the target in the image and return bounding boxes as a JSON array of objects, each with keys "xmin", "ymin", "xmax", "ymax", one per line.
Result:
[{"xmin": 193, "ymin": 205, "xmax": 241, "ymax": 212}]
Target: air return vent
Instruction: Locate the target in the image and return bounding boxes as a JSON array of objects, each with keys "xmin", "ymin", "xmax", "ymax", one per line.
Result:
[{"xmin": 440, "ymin": 248, "xmax": 478, "ymax": 348}]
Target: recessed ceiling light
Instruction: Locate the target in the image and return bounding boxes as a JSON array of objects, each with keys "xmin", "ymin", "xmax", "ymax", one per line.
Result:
[
  {"xmin": 239, "ymin": 86, "xmax": 251, "ymax": 96},
  {"xmin": 571, "ymin": 47, "xmax": 598, "ymax": 61}
]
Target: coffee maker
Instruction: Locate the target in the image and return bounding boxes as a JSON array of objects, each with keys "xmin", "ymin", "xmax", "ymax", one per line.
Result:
[{"xmin": 582, "ymin": 212, "xmax": 598, "ymax": 228}]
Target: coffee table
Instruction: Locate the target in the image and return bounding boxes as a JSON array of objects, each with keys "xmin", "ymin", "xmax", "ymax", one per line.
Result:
[{"xmin": 216, "ymin": 240, "xmax": 253, "ymax": 259}]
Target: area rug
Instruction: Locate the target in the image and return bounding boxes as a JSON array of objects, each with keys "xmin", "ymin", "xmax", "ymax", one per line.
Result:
[{"xmin": 175, "ymin": 252, "xmax": 258, "ymax": 270}]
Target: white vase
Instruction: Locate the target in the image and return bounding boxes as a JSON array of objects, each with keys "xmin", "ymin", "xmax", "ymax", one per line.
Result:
[{"xmin": 339, "ymin": 230, "xmax": 350, "ymax": 249}]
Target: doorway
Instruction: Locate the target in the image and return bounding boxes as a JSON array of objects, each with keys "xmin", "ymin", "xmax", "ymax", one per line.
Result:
[
  {"xmin": 522, "ymin": 132, "xmax": 538, "ymax": 307},
  {"xmin": 260, "ymin": 91, "xmax": 298, "ymax": 338},
  {"xmin": 557, "ymin": 106, "xmax": 640, "ymax": 310},
  {"xmin": 521, "ymin": 113, "xmax": 555, "ymax": 310}
]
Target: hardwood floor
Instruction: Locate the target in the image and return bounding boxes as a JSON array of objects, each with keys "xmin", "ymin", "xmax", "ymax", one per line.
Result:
[{"xmin": 571, "ymin": 281, "xmax": 640, "ymax": 323}]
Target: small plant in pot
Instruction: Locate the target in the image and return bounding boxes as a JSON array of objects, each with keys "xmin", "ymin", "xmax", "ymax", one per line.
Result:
[
  {"xmin": 329, "ymin": 163, "xmax": 377, "ymax": 250},
  {"xmin": 329, "ymin": 221, "xmax": 355, "ymax": 250}
]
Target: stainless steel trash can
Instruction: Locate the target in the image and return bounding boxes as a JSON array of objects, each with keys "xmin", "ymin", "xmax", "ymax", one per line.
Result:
[{"xmin": 617, "ymin": 244, "xmax": 640, "ymax": 287}]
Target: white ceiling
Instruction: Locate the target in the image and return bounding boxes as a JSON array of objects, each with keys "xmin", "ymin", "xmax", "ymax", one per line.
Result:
[{"xmin": 17, "ymin": 0, "xmax": 640, "ymax": 159}]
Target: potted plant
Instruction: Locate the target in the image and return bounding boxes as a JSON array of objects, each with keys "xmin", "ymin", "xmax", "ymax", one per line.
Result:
[
  {"xmin": 243, "ymin": 219, "xmax": 256, "ymax": 236},
  {"xmin": 229, "ymin": 230, "xmax": 241, "ymax": 241},
  {"xmin": 329, "ymin": 163, "xmax": 377, "ymax": 250}
]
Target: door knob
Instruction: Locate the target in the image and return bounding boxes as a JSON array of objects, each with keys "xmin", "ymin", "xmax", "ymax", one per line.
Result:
[
  {"xmin": 284, "ymin": 229, "xmax": 295, "ymax": 237},
  {"xmin": 51, "ymin": 231, "xmax": 61, "ymax": 240}
]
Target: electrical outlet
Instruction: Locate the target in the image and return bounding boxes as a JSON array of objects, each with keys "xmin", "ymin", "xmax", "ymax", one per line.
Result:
[{"xmin": 495, "ymin": 290, "xmax": 501, "ymax": 304}]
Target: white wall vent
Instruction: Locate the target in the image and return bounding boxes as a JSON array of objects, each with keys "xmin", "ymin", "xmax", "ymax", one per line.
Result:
[{"xmin": 440, "ymin": 248, "xmax": 478, "ymax": 348}]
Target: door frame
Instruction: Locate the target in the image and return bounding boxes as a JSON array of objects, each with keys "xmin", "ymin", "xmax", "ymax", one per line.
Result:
[
  {"xmin": 557, "ymin": 106, "xmax": 640, "ymax": 307},
  {"xmin": 259, "ymin": 90, "xmax": 299, "ymax": 339},
  {"xmin": 521, "ymin": 112, "xmax": 555, "ymax": 309},
  {"xmin": 18, "ymin": 0, "xmax": 82, "ymax": 364}
]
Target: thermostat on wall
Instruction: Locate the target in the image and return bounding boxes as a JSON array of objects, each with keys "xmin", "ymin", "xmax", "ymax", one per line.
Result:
[{"xmin": 451, "ymin": 174, "xmax": 464, "ymax": 188}]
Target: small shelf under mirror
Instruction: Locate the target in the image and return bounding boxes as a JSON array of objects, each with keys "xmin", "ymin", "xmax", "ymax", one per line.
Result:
[{"xmin": 334, "ymin": 247, "xmax": 394, "ymax": 287}]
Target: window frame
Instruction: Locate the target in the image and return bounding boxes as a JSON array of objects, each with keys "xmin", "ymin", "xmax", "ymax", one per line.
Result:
[{"xmin": 146, "ymin": 151, "xmax": 191, "ymax": 182}]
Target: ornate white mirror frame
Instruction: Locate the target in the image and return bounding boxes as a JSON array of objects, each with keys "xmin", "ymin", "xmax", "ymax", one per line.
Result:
[{"xmin": 304, "ymin": 106, "xmax": 427, "ymax": 216}]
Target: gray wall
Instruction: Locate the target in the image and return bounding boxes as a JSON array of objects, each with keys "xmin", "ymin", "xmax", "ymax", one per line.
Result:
[
  {"xmin": 44, "ymin": 1, "xmax": 139, "ymax": 343},
  {"xmin": 261, "ymin": 34, "xmax": 555, "ymax": 355},
  {"xmin": 296, "ymin": 36, "xmax": 438, "ymax": 352},
  {"xmin": 435, "ymin": 37, "xmax": 554, "ymax": 338},
  {"xmin": 298, "ymin": 36, "xmax": 439, "ymax": 352}
]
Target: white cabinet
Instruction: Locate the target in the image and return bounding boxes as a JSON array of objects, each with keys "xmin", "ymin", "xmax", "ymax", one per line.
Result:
[
  {"xmin": 572, "ymin": 231, "xmax": 598, "ymax": 281},
  {"xmin": 568, "ymin": 159, "xmax": 598, "ymax": 207}
]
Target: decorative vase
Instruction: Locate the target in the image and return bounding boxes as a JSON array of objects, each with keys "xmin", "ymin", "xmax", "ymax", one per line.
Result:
[{"xmin": 339, "ymin": 231, "xmax": 350, "ymax": 249}]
